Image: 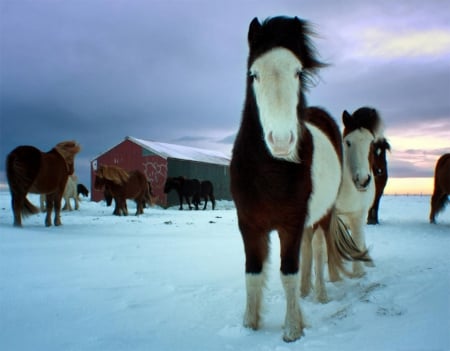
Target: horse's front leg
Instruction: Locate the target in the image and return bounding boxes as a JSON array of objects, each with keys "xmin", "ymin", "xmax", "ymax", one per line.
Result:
[
  {"xmin": 240, "ymin": 221, "xmax": 269, "ymax": 331},
  {"xmin": 279, "ymin": 228, "xmax": 304, "ymax": 342},
  {"xmin": 349, "ymin": 215, "xmax": 373, "ymax": 277},
  {"xmin": 186, "ymin": 196, "xmax": 193, "ymax": 210}
]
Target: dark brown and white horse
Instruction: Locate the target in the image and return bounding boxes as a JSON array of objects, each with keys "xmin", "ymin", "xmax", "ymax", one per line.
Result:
[
  {"xmin": 429, "ymin": 153, "xmax": 450, "ymax": 223},
  {"xmin": 230, "ymin": 16, "xmax": 370, "ymax": 342},
  {"xmin": 301, "ymin": 107, "xmax": 382, "ymax": 302},
  {"xmin": 367, "ymin": 137, "xmax": 391, "ymax": 224},
  {"xmin": 6, "ymin": 141, "xmax": 81, "ymax": 227}
]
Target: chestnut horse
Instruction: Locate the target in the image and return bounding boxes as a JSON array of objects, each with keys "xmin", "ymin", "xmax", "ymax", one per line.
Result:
[
  {"xmin": 6, "ymin": 141, "xmax": 81, "ymax": 227},
  {"xmin": 429, "ymin": 153, "xmax": 450, "ymax": 223},
  {"xmin": 301, "ymin": 107, "xmax": 381, "ymax": 303},
  {"xmin": 230, "ymin": 17, "xmax": 370, "ymax": 342},
  {"xmin": 367, "ymin": 137, "xmax": 391, "ymax": 224},
  {"xmin": 94, "ymin": 165, "xmax": 152, "ymax": 216}
]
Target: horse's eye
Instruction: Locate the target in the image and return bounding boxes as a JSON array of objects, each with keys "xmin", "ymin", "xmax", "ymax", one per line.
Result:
[
  {"xmin": 296, "ymin": 70, "xmax": 302, "ymax": 79},
  {"xmin": 346, "ymin": 140, "xmax": 351, "ymax": 147},
  {"xmin": 248, "ymin": 71, "xmax": 258, "ymax": 82}
]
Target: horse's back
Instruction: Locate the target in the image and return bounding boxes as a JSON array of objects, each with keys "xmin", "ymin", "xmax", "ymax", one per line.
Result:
[
  {"xmin": 303, "ymin": 109, "xmax": 342, "ymax": 227},
  {"xmin": 304, "ymin": 107, "xmax": 343, "ymax": 163},
  {"xmin": 30, "ymin": 149, "xmax": 69, "ymax": 193},
  {"xmin": 6, "ymin": 145, "xmax": 42, "ymax": 193}
]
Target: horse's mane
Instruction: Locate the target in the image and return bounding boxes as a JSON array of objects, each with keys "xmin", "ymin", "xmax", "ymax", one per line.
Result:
[
  {"xmin": 343, "ymin": 107, "xmax": 384, "ymax": 138},
  {"xmin": 97, "ymin": 165, "xmax": 130, "ymax": 185},
  {"xmin": 54, "ymin": 141, "xmax": 81, "ymax": 163},
  {"xmin": 373, "ymin": 137, "xmax": 391, "ymax": 152},
  {"xmin": 247, "ymin": 16, "xmax": 327, "ymax": 90}
]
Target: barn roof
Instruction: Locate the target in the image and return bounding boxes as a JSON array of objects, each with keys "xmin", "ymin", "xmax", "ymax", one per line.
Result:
[{"xmin": 127, "ymin": 136, "xmax": 230, "ymax": 166}]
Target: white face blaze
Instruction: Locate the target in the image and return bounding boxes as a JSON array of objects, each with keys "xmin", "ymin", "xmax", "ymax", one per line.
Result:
[
  {"xmin": 343, "ymin": 129, "xmax": 374, "ymax": 191},
  {"xmin": 249, "ymin": 48, "xmax": 303, "ymax": 162}
]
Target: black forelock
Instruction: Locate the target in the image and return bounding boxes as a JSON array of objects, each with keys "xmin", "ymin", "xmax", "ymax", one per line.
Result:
[
  {"xmin": 347, "ymin": 107, "xmax": 382, "ymax": 136},
  {"xmin": 247, "ymin": 16, "xmax": 327, "ymax": 74}
]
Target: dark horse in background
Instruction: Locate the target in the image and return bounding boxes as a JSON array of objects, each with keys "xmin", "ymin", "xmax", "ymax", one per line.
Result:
[
  {"xmin": 198, "ymin": 180, "xmax": 216, "ymax": 210},
  {"xmin": 94, "ymin": 165, "xmax": 153, "ymax": 216},
  {"xmin": 77, "ymin": 183, "xmax": 89, "ymax": 198},
  {"xmin": 164, "ymin": 176, "xmax": 201, "ymax": 210},
  {"xmin": 6, "ymin": 141, "xmax": 81, "ymax": 227},
  {"xmin": 429, "ymin": 153, "xmax": 450, "ymax": 223},
  {"xmin": 230, "ymin": 16, "xmax": 370, "ymax": 342},
  {"xmin": 367, "ymin": 137, "xmax": 391, "ymax": 224}
]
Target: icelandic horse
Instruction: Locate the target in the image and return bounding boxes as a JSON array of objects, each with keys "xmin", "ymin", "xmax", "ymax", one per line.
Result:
[
  {"xmin": 230, "ymin": 16, "xmax": 371, "ymax": 342},
  {"xmin": 6, "ymin": 141, "xmax": 81, "ymax": 227},
  {"xmin": 429, "ymin": 153, "xmax": 450, "ymax": 223},
  {"xmin": 94, "ymin": 165, "xmax": 152, "ymax": 216},
  {"xmin": 301, "ymin": 107, "xmax": 381, "ymax": 303}
]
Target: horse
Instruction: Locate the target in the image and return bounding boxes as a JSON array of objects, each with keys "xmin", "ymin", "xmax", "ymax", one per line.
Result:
[
  {"xmin": 62, "ymin": 175, "xmax": 79, "ymax": 211},
  {"xmin": 367, "ymin": 137, "xmax": 391, "ymax": 224},
  {"xmin": 301, "ymin": 107, "xmax": 381, "ymax": 303},
  {"xmin": 39, "ymin": 174, "xmax": 80, "ymax": 211},
  {"xmin": 164, "ymin": 176, "xmax": 201, "ymax": 210},
  {"xmin": 104, "ymin": 181, "xmax": 154, "ymax": 212},
  {"xmin": 6, "ymin": 140, "xmax": 81, "ymax": 227},
  {"xmin": 94, "ymin": 165, "xmax": 152, "ymax": 216},
  {"xmin": 230, "ymin": 16, "xmax": 370, "ymax": 342},
  {"xmin": 429, "ymin": 153, "xmax": 450, "ymax": 223},
  {"xmin": 197, "ymin": 180, "xmax": 216, "ymax": 210},
  {"xmin": 77, "ymin": 183, "xmax": 89, "ymax": 198}
]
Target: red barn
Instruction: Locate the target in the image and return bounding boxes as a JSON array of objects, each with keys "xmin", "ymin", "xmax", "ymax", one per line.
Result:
[{"xmin": 90, "ymin": 136, "xmax": 231, "ymax": 207}]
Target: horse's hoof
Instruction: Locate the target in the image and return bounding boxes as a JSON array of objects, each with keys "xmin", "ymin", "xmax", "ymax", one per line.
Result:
[{"xmin": 282, "ymin": 327, "xmax": 304, "ymax": 342}]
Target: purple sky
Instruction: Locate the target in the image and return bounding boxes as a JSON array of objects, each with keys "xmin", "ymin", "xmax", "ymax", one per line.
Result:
[{"xmin": 1, "ymin": 0, "xmax": 449, "ymax": 187}]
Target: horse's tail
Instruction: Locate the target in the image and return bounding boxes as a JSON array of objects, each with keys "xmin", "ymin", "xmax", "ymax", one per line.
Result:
[
  {"xmin": 22, "ymin": 197, "xmax": 40, "ymax": 216},
  {"xmin": 6, "ymin": 147, "xmax": 41, "ymax": 216},
  {"xmin": 325, "ymin": 208, "xmax": 372, "ymax": 278}
]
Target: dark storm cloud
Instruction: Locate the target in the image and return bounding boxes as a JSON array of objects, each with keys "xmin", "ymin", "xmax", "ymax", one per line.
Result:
[{"xmin": 1, "ymin": 0, "xmax": 449, "ymax": 186}]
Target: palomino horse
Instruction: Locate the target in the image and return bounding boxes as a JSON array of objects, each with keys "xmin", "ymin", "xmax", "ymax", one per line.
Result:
[
  {"xmin": 367, "ymin": 137, "xmax": 391, "ymax": 224},
  {"xmin": 230, "ymin": 17, "xmax": 370, "ymax": 342},
  {"xmin": 429, "ymin": 153, "xmax": 450, "ymax": 223},
  {"xmin": 301, "ymin": 107, "xmax": 381, "ymax": 303},
  {"xmin": 6, "ymin": 141, "xmax": 81, "ymax": 227},
  {"xmin": 94, "ymin": 165, "xmax": 152, "ymax": 216},
  {"xmin": 164, "ymin": 176, "xmax": 201, "ymax": 210}
]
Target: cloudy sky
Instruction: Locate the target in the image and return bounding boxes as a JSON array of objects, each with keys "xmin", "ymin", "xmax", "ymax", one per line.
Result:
[{"xmin": 1, "ymin": 0, "xmax": 449, "ymax": 191}]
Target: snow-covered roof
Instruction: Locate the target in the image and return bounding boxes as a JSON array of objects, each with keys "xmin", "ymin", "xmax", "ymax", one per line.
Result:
[{"xmin": 127, "ymin": 136, "xmax": 230, "ymax": 166}]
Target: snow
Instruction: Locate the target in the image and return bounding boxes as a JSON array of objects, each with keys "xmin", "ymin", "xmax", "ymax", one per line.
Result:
[{"xmin": 0, "ymin": 192, "xmax": 449, "ymax": 351}]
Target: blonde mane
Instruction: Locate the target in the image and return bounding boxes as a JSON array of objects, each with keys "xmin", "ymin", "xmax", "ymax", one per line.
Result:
[
  {"xmin": 97, "ymin": 165, "xmax": 130, "ymax": 185},
  {"xmin": 54, "ymin": 141, "xmax": 81, "ymax": 164}
]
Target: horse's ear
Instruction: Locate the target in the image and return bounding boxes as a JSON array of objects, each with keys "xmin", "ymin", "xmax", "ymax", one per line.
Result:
[
  {"xmin": 248, "ymin": 17, "xmax": 262, "ymax": 46},
  {"xmin": 342, "ymin": 110, "xmax": 353, "ymax": 128}
]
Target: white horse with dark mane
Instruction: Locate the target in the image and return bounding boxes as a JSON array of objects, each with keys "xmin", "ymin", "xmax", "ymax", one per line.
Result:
[{"xmin": 301, "ymin": 107, "xmax": 383, "ymax": 303}]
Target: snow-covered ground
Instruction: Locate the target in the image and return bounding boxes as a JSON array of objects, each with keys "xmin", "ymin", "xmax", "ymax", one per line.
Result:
[{"xmin": 0, "ymin": 192, "xmax": 449, "ymax": 351}]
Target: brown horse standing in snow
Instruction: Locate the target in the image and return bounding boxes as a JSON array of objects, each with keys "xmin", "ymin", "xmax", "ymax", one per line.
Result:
[
  {"xmin": 230, "ymin": 16, "xmax": 370, "ymax": 342},
  {"xmin": 94, "ymin": 165, "xmax": 152, "ymax": 216},
  {"xmin": 429, "ymin": 153, "xmax": 450, "ymax": 223},
  {"xmin": 6, "ymin": 141, "xmax": 81, "ymax": 227}
]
